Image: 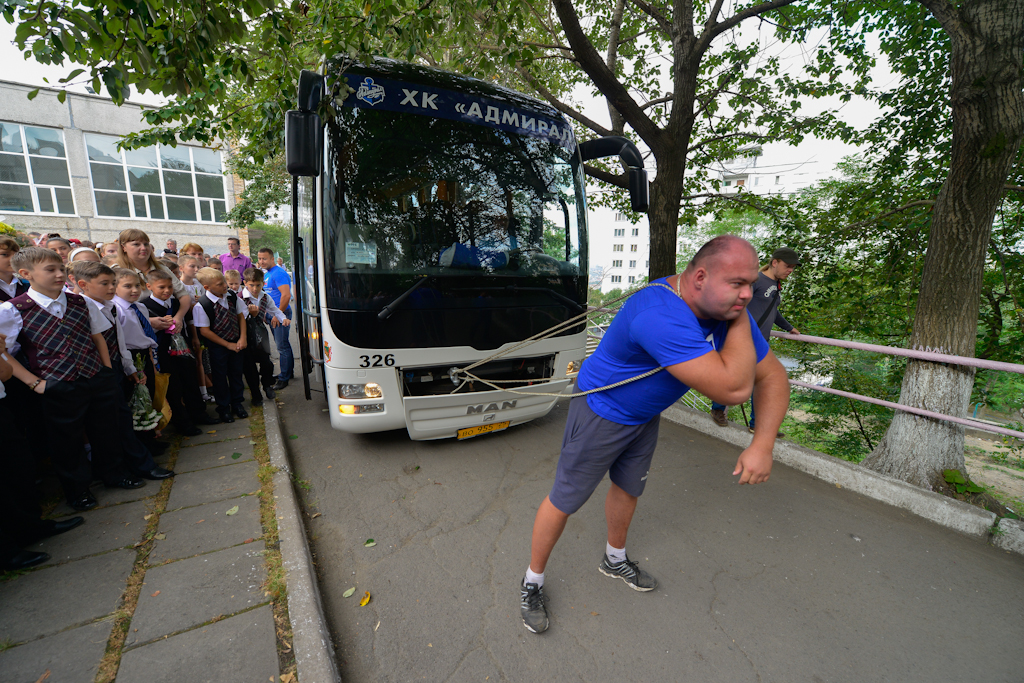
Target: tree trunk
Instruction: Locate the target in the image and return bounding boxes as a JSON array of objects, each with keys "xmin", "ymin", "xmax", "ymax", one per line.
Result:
[
  {"xmin": 648, "ymin": 149, "xmax": 685, "ymax": 279},
  {"xmin": 862, "ymin": 0, "xmax": 1024, "ymax": 488}
]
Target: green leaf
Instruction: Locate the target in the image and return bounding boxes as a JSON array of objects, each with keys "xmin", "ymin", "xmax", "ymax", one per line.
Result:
[
  {"xmin": 232, "ymin": 452, "xmax": 242, "ymax": 459},
  {"xmin": 26, "ymin": 89, "xmax": 39, "ymax": 101},
  {"xmin": 364, "ymin": 539, "xmax": 376, "ymax": 547},
  {"xmin": 343, "ymin": 586, "xmax": 356, "ymax": 598},
  {"xmin": 289, "ymin": 435, "xmax": 298, "ymax": 440},
  {"xmin": 943, "ymin": 469, "xmax": 966, "ymax": 485},
  {"xmin": 57, "ymin": 90, "xmax": 66, "ymax": 104},
  {"xmin": 226, "ymin": 505, "xmax": 239, "ymax": 515}
]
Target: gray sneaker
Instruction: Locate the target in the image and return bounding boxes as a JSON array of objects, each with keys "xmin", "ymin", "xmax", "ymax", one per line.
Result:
[
  {"xmin": 710, "ymin": 409, "xmax": 728, "ymax": 427},
  {"xmin": 598, "ymin": 554, "xmax": 658, "ymax": 592},
  {"xmin": 520, "ymin": 580, "xmax": 549, "ymax": 633}
]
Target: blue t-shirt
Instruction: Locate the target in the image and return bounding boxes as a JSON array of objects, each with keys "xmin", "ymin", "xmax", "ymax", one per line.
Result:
[
  {"xmin": 264, "ymin": 265, "xmax": 291, "ymax": 312},
  {"xmin": 578, "ymin": 278, "xmax": 771, "ymax": 425}
]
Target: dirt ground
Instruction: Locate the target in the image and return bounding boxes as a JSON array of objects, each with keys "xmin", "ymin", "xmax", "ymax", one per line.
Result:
[{"xmin": 963, "ymin": 434, "xmax": 1024, "ymax": 511}]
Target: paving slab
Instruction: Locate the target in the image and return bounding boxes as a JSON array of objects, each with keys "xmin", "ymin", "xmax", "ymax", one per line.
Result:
[
  {"xmin": 0, "ymin": 550, "xmax": 135, "ymax": 643},
  {"xmin": 149, "ymin": 495, "xmax": 262, "ymax": 564},
  {"xmin": 117, "ymin": 604, "xmax": 279, "ymax": 683},
  {"xmin": 127, "ymin": 541, "xmax": 269, "ymax": 646},
  {"xmin": 49, "ymin": 482, "xmax": 157, "ymax": 518},
  {"xmin": 31, "ymin": 499, "xmax": 152, "ymax": 565},
  {"xmin": 165, "ymin": 460, "xmax": 260, "ymax": 511},
  {"xmin": 174, "ymin": 439, "xmax": 254, "ymax": 474},
  {"xmin": 179, "ymin": 420, "xmax": 252, "ymax": 447},
  {"xmin": 0, "ymin": 619, "xmax": 112, "ymax": 683}
]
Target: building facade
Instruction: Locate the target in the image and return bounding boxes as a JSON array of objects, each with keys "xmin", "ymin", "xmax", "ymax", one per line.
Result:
[
  {"xmin": 588, "ymin": 204, "xmax": 651, "ymax": 294},
  {"xmin": 0, "ymin": 80, "xmax": 242, "ymax": 254}
]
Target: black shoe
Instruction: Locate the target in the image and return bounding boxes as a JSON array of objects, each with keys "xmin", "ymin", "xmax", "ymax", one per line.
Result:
[
  {"xmin": 520, "ymin": 580, "xmax": 549, "ymax": 633},
  {"xmin": 217, "ymin": 409, "xmax": 235, "ymax": 424},
  {"xmin": 272, "ymin": 380, "xmax": 289, "ymax": 391},
  {"xmin": 179, "ymin": 425, "xmax": 203, "ymax": 437},
  {"xmin": 136, "ymin": 467, "xmax": 175, "ymax": 480},
  {"xmin": 39, "ymin": 516, "xmax": 85, "ymax": 539},
  {"xmin": 68, "ymin": 492, "xmax": 98, "ymax": 511},
  {"xmin": 263, "ymin": 386, "xmax": 276, "ymax": 399},
  {"xmin": 710, "ymin": 408, "xmax": 728, "ymax": 427},
  {"xmin": 598, "ymin": 554, "xmax": 658, "ymax": 592},
  {"xmin": 251, "ymin": 397, "xmax": 264, "ymax": 407},
  {"xmin": 194, "ymin": 413, "xmax": 221, "ymax": 425},
  {"xmin": 233, "ymin": 405, "xmax": 248, "ymax": 419},
  {"xmin": 104, "ymin": 476, "xmax": 146, "ymax": 490},
  {"xmin": 2, "ymin": 550, "xmax": 50, "ymax": 572}
]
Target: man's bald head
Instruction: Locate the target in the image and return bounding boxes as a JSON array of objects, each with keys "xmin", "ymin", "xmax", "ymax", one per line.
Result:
[{"xmin": 686, "ymin": 235, "xmax": 757, "ymax": 273}]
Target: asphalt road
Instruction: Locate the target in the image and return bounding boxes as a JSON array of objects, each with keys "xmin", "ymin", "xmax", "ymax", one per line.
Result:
[{"xmin": 277, "ymin": 376, "xmax": 1024, "ymax": 683}]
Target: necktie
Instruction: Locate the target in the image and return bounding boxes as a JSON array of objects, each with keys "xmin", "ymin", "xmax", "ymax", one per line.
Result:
[{"xmin": 133, "ymin": 305, "xmax": 162, "ymax": 371}]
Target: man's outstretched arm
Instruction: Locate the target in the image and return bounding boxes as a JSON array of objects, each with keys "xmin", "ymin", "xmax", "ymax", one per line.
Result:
[{"xmin": 733, "ymin": 351, "xmax": 790, "ymax": 484}]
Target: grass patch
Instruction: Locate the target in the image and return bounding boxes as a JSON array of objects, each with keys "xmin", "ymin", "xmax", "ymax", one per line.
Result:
[
  {"xmin": 95, "ymin": 437, "xmax": 181, "ymax": 683},
  {"xmin": 247, "ymin": 405, "xmax": 297, "ymax": 678}
]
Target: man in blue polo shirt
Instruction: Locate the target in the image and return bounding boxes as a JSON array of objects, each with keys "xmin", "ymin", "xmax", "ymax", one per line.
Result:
[
  {"xmin": 519, "ymin": 235, "xmax": 791, "ymax": 634},
  {"xmin": 257, "ymin": 248, "xmax": 294, "ymax": 390}
]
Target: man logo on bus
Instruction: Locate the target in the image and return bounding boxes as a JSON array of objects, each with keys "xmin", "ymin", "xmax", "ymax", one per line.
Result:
[
  {"xmin": 467, "ymin": 400, "xmax": 517, "ymax": 415},
  {"xmin": 356, "ymin": 77, "xmax": 385, "ymax": 106}
]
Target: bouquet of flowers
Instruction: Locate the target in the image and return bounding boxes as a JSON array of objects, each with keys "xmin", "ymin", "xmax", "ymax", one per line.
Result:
[
  {"xmin": 130, "ymin": 353, "xmax": 162, "ymax": 431},
  {"xmin": 168, "ymin": 322, "xmax": 194, "ymax": 358}
]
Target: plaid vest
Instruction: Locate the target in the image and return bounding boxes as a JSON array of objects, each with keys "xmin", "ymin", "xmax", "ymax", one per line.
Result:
[
  {"xmin": 100, "ymin": 313, "xmax": 121, "ymax": 370},
  {"xmin": 12, "ymin": 292, "xmax": 104, "ymax": 381},
  {"xmin": 208, "ymin": 292, "xmax": 240, "ymax": 342},
  {"xmin": 0, "ymin": 279, "xmax": 28, "ymax": 302}
]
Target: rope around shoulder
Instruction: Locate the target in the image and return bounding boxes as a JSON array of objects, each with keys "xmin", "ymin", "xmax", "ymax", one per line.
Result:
[{"xmin": 448, "ymin": 281, "xmax": 678, "ymax": 398}]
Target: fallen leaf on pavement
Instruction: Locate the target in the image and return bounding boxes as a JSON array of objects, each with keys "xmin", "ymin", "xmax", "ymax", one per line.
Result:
[
  {"xmin": 343, "ymin": 587, "xmax": 356, "ymax": 598},
  {"xmin": 591, "ymin": 612, "xmax": 599, "ymax": 616},
  {"xmin": 428, "ymin": 643, "xmax": 432, "ymax": 647},
  {"xmin": 151, "ymin": 591, "xmax": 160, "ymax": 597},
  {"xmin": 249, "ymin": 440, "xmax": 257, "ymax": 445},
  {"xmin": 197, "ymin": 519, "xmax": 205, "ymax": 524},
  {"xmin": 280, "ymin": 674, "xmax": 296, "ymax": 683},
  {"xmin": 33, "ymin": 670, "xmax": 50, "ymax": 683},
  {"xmin": 364, "ymin": 539, "xmax": 376, "ymax": 547},
  {"xmin": 232, "ymin": 452, "xmax": 242, "ymax": 460},
  {"xmin": 359, "ymin": 591, "xmax": 371, "ymax": 606},
  {"xmin": 310, "ymin": 512, "xmax": 321, "ymax": 519},
  {"xmin": 244, "ymin": 538, "xmax": 255, "ymax": 543},
  {"xmin": 154, "ymin": 533, "xmax": 166, "ymax": 540},
  {"xmin": 143, "ymin": 514, "xmax": 153, "ymax": 521},
  {"xmin": 226, "ymin": 506, "xmax": 239, "ymax": 516},
  {"xmin": 219, "ymin": 456, "xmax": 225, "ymax": 460},
  {"xmin": 207, "ymin": 430, "xmax": 217, "ymax": 434},
  {"xmin": 374, "ymin": 620, "xmax": 380, "ymax": 631},
  {"xmin": 289, "ymin": 435, "xmax": 298, "ymax": 439}
]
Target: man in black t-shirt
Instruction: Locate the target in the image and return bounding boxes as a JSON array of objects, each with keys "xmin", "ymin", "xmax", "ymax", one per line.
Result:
[{"xmin": 710, "ymin": 247, "xmax": 801, "ymax": 434}]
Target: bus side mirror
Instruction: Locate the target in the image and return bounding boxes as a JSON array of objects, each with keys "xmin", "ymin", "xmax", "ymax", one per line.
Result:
[
  {"xmin": 285, "ymin": 110, "xmax": 323, "ymax": 177},
  {"xmin": 578, "ymin": 136, "xmax": 649, "ymax": 213}
]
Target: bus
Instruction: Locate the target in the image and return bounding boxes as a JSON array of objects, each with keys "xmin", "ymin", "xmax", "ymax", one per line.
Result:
[{"xmin": 284, "ymin": 59, "xmax": 648, "ymax": 440}]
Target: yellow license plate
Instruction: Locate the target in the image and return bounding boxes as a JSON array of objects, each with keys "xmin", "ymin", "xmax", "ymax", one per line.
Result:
[{"xmin": 457, "ymin": 421, "xmax": 510, "ymax": 440}]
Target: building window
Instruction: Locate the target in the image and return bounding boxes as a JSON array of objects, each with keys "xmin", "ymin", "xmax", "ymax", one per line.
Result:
[
  {"xmin": 736, "ymin": 178, "xmax": 745, "ymax": 187},
  {"xmin": 0, "ymin": 122, "xmax": 75, "ymax": 215},
  {"xmin": 613, "ymin": 244, "xmax": 623, "ymax": 252},
  {"xmin": 629, "ymin": 260, "xmax": 636, "ymax": 268},
  {"xmin": 632, "ymin": 228, "xmax": 639, "ymax": 236},
  {"xmin": 628, "ymin": 276, "xmax": 635, "ymax": 283},
  {"xmin": 646, "ymin": 260, "xmax": 649, "ymax": 267},
  {"xmin": 614, "ymin": 212, "xmax": 625, "ymax": 221},
  {"xmin": 85, "ymin": 133, "xmax": 228, "ymax": 222},
  {"xmin": 611, "ymin": 275, "xmax": 622, "ymax": 283},
  {"xmin": 754, "ymin": 176, "xmax": 760, "ymax": 185},
  {"xmin": 614, "ymin": 228, "xmax": 624, "ymax": 236},
  {"xmin": 630, "ymin": 244, "xmax": 638, "ymax": 252},
  {"xmin": 612, "ymin": 259, "xmax": 622, "ymax": 267},
  {"xmin": 775, "ymin": 175, "xmax": 781, "ymax": 184}
]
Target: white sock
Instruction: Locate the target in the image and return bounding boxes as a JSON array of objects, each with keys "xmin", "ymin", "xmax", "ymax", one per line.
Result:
[
  {"xmin": 200, "ymin": 387, "xmax": 209, "ymax": 397},
  {"xmin": 606, "ymin": 542, "xmax": 627, "ymax": 564},
  {"xmin": 524, "ymin": 566, "xmax": 544, "ymax": 587}
]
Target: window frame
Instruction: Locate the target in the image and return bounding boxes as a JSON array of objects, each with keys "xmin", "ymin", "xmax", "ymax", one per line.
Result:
[
  {"xmin": 0, "ymin": 121, "xmax": 77, "ymax": 216},
  {"xmin": 84, "ymin": 133, "xmax": 230, "ymax": 224}
]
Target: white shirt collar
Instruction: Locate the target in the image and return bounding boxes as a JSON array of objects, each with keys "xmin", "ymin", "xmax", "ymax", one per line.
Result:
[
  {"xmin": 205, "ymin": 289, "xmax": 230, "ymax": 308},
  {"xmin": 26, "ymin": 287, "xmax": 67, "ymax": 313},
  {"xmin": 0, "ymin": 277, "xmax": 17, "ymax": 297},
  {"xmin": 150, "ymin": 295, "xmax": 172, "ymax": 308}
]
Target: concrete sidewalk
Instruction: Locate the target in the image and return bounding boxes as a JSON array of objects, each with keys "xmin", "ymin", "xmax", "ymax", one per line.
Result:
[{"xmin": 0, "ymin": 415, "xmax": 283, "ymax": 682}]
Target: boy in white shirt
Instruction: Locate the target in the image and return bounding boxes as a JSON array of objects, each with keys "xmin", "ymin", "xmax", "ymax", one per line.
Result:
[
  {"xmin": 193, "ymin": 268, "xmax": 248, "ymax": 423},
  {"xmin": 0, "ymin": 237, "xmax": 28, "ymax": 303},
  {"xmin": 241, "ymin": 267, "xmax": 288, "ymax": 406}
]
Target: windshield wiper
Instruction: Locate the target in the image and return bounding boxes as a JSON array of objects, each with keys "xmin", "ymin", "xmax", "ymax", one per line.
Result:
[{"xmin": 378, "ymin": 276, "xmax": 430, "ymax": 320}]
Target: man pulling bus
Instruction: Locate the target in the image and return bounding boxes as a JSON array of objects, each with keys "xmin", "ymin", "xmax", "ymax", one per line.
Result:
[{"xmin": 519, "ymin": 235, "xmax": 791, "ymax": 634}]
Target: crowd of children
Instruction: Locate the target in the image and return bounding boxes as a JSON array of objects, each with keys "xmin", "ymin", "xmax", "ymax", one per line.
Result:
[{"xmin": 0, "ymin": 229, "xmax": 291, "ymax": 571}]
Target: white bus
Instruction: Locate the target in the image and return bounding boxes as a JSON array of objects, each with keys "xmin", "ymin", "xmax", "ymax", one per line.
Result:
[{"xmin": 284, "ymin": 59, "xmax": 648, "ymax": 440}]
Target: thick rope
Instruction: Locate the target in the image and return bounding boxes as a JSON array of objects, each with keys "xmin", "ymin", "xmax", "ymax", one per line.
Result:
[{"xmin": 449, "ymin": 282, "xmax": 678, "ymax": 397}]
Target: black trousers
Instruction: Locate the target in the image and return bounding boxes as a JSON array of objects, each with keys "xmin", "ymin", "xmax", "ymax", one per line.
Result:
[
  {"xmin": 0, "ymin": 395, "xmax": 49, "ymax": 563},
  {"xmin": 40, "ymin": 368, "xmax": 129, "ymax": 497},
  {"xmin": 243, "ymin": 344, "xmax": 275, "ymax": 400},
  {"xmin": 149, "ymin": 354, "xmax": 206, "ymax": 430},
  {"xmin": 3, "ymin": 372, "xmax": 49, "ymax": 481},
  {"xmin": 208, "ymin": 345, "xmax": 245, "ymax": 408},
  {"xmin": 117, "ymin": 374, "xmax": 157, "ymax": 475}
]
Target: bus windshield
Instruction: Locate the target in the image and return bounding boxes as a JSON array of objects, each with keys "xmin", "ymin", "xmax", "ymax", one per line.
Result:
[{"xmin": 322, "ymin": 104, "xmax": 587, "ymax": 310}]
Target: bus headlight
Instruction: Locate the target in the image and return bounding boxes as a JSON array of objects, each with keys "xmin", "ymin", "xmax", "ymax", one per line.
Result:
[
  {"xmin": 340, "ymin": 403, "xmax": 385, "ymax": 415},
  {"xmin": 566, "ymin": 360, "xmax": 583, "ymax": 377},
  {"xmin": 339, "ymin": 383, "xmax": 383, "ymax": 399}
]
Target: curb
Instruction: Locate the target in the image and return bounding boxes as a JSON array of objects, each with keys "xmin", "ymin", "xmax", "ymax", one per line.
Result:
[
  {"xmin": 662, "ymin": 403, "xmax": 1001, "ymax": 541},
  {"xmin": 263, "ymin": 400, "xmax": 342, "ymax": 683}
]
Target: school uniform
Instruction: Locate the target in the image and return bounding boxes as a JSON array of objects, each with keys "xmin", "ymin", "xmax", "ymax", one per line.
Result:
[
  {"xmin": 142, "ymin": 295, "xmax": 209, "ymax": 432},
  {"xmin": 192, "ymin": 289, "xmax": 247, "ymax": 415},
  {"xmin": 0, "ymin": 276, "xmax": 27, "ymax": 302},
  {"xmin": 241, "ymin": 288, "xmax": 285, "ymax": 405},
  {"xmin": 0, "ymin": 290, "xmax": 133, "ymax": 501},
  {"xmin": 84, "ymin": 295, "xmax": 165, "ymax": 478}
]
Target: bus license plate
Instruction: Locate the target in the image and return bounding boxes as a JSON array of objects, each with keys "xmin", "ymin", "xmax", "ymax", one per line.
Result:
[{"xmin": 457, "ymin": 421, "xmax": 510, "ymax": 440}]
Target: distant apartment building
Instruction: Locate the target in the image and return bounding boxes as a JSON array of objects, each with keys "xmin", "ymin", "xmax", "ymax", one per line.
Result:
[
  {"xmin": 714, "ymin": 144, "xmax": 830, "ymax": 195},
  {"xmin": 588, "ymin": 204, "xmax": 651, "ymax": 294},
  {"xmin": 0, "ymin": 80, "xmax": 242, "ymax": 254}
]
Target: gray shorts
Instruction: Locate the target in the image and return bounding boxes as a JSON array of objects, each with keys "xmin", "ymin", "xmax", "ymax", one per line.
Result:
[{"xmin": 548, "ymin": 396, "xmax": 661, "ymax": 515}]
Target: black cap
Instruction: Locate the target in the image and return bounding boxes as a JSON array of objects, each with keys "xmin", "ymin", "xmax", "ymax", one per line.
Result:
[{"xmin": 771, "ymin": 247, "xmax": 801, "ymax": 266}]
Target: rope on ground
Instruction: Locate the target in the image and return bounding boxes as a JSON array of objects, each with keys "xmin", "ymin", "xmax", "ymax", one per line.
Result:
[{"xmin": 449, "ymin": 282, "xmax": 676, "ymax": 398}]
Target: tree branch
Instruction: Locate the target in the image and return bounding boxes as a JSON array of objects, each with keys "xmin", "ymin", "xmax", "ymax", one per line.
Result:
[
  {"xmin": 695, "ymin": 0, "xmax": 801, "ymax": 58},
  {"xmin": 551, "ymin": 0, "xmax": 662, "ymax": 146},
  {"xmin": 916, "ymin": 0, "xmax": 962, "ymax": 35},
  {"xmin": 639, "ymin": 94, "xmax": 674, "ymax": 110},
  {"xmin": 516, "ymin": 68, "xmax": 612, "ymax": 136},
  {"xmin": 583, "ymin": 163, "xmax": 629, "ymax": 189},
  {"xmin": 845, "ymin": 200, "xmax": 935, "ymax": 230},
  {"xmin": 628, "ymin": 0, "xmax": 673, "ymax": 35}
]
